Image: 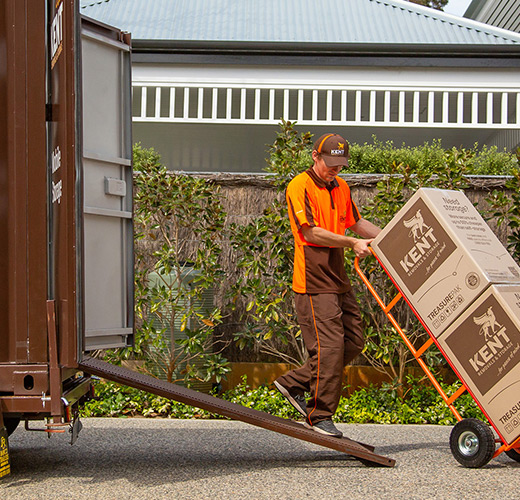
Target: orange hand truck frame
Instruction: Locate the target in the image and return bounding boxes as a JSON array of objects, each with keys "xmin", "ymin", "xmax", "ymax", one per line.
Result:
[{"xmin": 355, "ymin": 250, "xmax": 520, "ymax": 468}]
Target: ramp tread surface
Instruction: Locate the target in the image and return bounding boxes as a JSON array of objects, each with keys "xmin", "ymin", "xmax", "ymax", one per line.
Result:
[{"xmin": 79, "ymin": 357, "xmax": 395, "ymax": 467}]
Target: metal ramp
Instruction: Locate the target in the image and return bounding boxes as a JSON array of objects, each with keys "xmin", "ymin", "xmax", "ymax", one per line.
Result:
[{"xmin": 79, "ymin": 357, "xmax": 395, "ymax": 467}]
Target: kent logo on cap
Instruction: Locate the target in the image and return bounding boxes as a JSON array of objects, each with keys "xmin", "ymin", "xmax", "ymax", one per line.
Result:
[{"xmin": 313, "ymin": 133, "xmax": 350, "ymax": 167}]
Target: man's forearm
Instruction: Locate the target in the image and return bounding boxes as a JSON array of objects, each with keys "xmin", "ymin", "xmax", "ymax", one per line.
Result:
[
  {"xmin": 301, "ymin": 224, "xmax": 375, "ymax": 259},
  {"xmin": 302, "ymin": 226, "xmax": 357, "ymax": 248},
  {"xmin": 350, "ymin": 218, "xmax": 381, "ymax": 239}
]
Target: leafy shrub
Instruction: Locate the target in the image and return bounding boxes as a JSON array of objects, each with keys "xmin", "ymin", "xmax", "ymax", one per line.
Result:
[
  {"xmin": 348, "ymin": 137, "xmax": 517, "ymax": 176},
  {"xmin": 81, "ymin": 376, "xmax": 300, "ymax": 420},
  {"xmin": 335, "ymin": 376, "xmax": 483, "ymax": 425},
  {"xmin": 81, "ymin": 379, "xmax": 217, "ymax": 418},
  {"xmin": 486, "ymin": 158, "xmax": 520, "ymax": 264},
  {"xmin": 229, "ymin": 120, "xmax": 312, "ymax": 365},
  {"xmin": 348, "ymin": 137, "xmax": 446, "ymax": 175},
  {"xmin": 101, "ymin": 144, "xmax": 230, "ymax": 387},
  {"xmin": 471, "ymin": 144, "xmax": 519, "ymax": 175},
  {"xmin": 82, "ymin": 375, "xmax": 483, "ymax": 425}
]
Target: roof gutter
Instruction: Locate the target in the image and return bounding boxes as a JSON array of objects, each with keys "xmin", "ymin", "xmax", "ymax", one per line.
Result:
[
  {"xmin": 132, "ymin": 40, "xmax": 520, "ymax": 57},
  {"xmin": 131, "ymin": 40, "xmax": 520, "ymax": 68}
]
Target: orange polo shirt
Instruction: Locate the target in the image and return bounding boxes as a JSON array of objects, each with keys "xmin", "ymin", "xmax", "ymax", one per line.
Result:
[{"xmin": 286, "ymin": 168, "xmax": 361, "ymax": 294}]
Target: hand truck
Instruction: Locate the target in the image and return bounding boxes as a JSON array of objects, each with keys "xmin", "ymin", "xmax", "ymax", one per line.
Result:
[{"xmin": 355, "ymin": 251, "xmax": 520, "ymax": 468}]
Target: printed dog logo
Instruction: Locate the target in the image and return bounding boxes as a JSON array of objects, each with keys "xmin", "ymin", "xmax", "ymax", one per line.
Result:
[{"xmin": 403, "ymin": 209, "xmax": 430, "ymax": 242}]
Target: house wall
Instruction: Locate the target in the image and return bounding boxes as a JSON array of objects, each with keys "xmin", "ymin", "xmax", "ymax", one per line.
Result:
[
  {"xmin": 132, "ymin": 63, "xmax": 520, "ymax": 172},
  {"xmin": 483, "ymin": 128, "xmax": 520, "ymax": 150},
  {"xmin": 133, "ymin": 63, "xmax": 520, "ymax": 86}
]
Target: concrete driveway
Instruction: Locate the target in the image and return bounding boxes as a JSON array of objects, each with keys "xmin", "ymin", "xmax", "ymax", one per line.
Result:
[{"xmin": 2, "ymin": 418, "xmax": 518, "ymax": 499}]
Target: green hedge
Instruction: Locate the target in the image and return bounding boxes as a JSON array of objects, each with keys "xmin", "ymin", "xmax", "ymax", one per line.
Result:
[
  {"xmin": 81, "ymin": 375, "xmax": 484, "ymax": 425},
  {"xmin": 348, "ymin": 138, "xmax": 518, "ymax": 175}
]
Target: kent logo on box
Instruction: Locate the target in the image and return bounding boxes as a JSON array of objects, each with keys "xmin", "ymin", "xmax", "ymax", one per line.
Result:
[
  {"xmin": 376, "ymin": 198, "xmax": 457, "ymax": 295},
  {"xmin": 444, "ymin": 295, "xmax": 520, "ymax": 397}
]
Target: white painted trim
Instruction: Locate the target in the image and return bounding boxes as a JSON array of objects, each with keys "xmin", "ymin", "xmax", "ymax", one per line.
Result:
[
  {"xmin": 134, "ymin": 80, "xmax": 520, "ymax": 92},
  {"xmin": 132, "ymin": 117, "xmax": 518, "ymax": 129}
]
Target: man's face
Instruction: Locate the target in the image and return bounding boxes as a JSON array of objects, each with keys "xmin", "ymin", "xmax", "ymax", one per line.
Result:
[{"xmin": 312, "ymin": 150, "xmax": 343, "ymax": 183}]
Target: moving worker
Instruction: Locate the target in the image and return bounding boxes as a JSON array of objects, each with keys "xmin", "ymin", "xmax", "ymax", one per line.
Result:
[{"xmin": 274, "ymin": 133, "xmax": 381, "ymax": 438}]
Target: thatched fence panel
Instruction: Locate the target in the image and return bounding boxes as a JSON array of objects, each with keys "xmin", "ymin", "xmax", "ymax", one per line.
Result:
[{"xmin": 158, "ymin": 173, "xmax": 512, "ymax": 363}]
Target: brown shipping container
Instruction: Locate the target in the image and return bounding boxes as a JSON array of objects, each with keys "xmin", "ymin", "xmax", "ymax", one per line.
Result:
[
  {"xmin": 0, "ymin": 0, "xmax": 133, "ymax": 424},
  {"xmin": 1, "ymin": 1, "xmax": 48, "ymax": 368}
]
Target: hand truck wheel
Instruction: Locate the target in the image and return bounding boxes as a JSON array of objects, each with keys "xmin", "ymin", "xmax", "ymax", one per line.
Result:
[
  {"xmin": 449, "ymin": 418, "xmax": 495, "ymax": 468},
  {"xmin": 504, "ymin": 448, "xmax": 520, "ymax": 462}
]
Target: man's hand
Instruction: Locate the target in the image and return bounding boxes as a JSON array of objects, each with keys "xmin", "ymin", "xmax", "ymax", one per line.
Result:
[{"xmin": 352, "ymin": 238, "xmax": 374, "ymax": 259}]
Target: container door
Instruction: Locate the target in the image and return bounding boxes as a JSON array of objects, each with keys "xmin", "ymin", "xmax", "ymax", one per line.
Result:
[{"xmin": 80, "ymin": 18, "xmax": 134, "ymax": 350}]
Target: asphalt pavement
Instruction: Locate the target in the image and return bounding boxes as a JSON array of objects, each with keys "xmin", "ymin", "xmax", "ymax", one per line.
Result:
[{"xmin": 1, "ymin": 418, "xmax": 519, "ymax": 499}]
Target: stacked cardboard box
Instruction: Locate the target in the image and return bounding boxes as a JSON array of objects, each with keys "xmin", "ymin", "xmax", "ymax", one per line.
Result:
[
  {"xmin": 371, "ymin": 188, "xmax": 520, "ymax": 445},
  {"xmin": 438, "ymin": 285, "xmax": 520, "ymax": 443},
  {"xmin": 371, "ymin": 188, "xmax": 520, "ymax": 336}
]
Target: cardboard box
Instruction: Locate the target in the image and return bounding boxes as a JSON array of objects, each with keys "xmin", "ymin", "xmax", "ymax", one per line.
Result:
[
  {"xmin": 371, "ymin": 188, "xmax": 520, "ymax": 337},
  {"xmin": 437, "ymin": 285, "xmax": 520, "ymax": 445}
]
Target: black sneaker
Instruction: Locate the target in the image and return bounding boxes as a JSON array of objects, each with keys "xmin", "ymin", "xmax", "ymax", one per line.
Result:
[
  {"xmin": 304, "ymin": 419, "xmax": 343, "ymax": 438},
  {"xmin": 273, "ymin": 380, "xmax": 307, "ymax": 417}
]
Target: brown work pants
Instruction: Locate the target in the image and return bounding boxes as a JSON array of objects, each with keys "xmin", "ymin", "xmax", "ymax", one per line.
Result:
[{"xmin": 276, "ymin": 290, "xmax": 364, "ymax": 425}]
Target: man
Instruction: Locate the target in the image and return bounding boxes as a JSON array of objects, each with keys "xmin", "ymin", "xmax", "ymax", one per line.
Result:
[{"xmin": 274, "ymin": 133, "xmax": 380, "ymax": 438}]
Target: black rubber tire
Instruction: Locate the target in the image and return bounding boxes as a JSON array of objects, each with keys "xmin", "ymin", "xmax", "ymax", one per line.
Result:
[
  {"xmin": 450, "ymin": 418, "xmax": 495, "ymax": 468},
  {"xmin": 3, "ymin": 417, "xmax": 21, "ymax": 436},
  {"xmin": 505, "ymin": 448, "xmax": 520, "ymax": 462}
]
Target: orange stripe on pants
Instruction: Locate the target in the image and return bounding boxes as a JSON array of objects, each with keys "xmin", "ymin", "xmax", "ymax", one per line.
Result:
[
  {"xmin": 275, "ymin": 290, "xmax": 365, "ymax": 424},
  {"xmin": 306, "ymin": 295, "xmax": 320, "ymax": 425}
]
